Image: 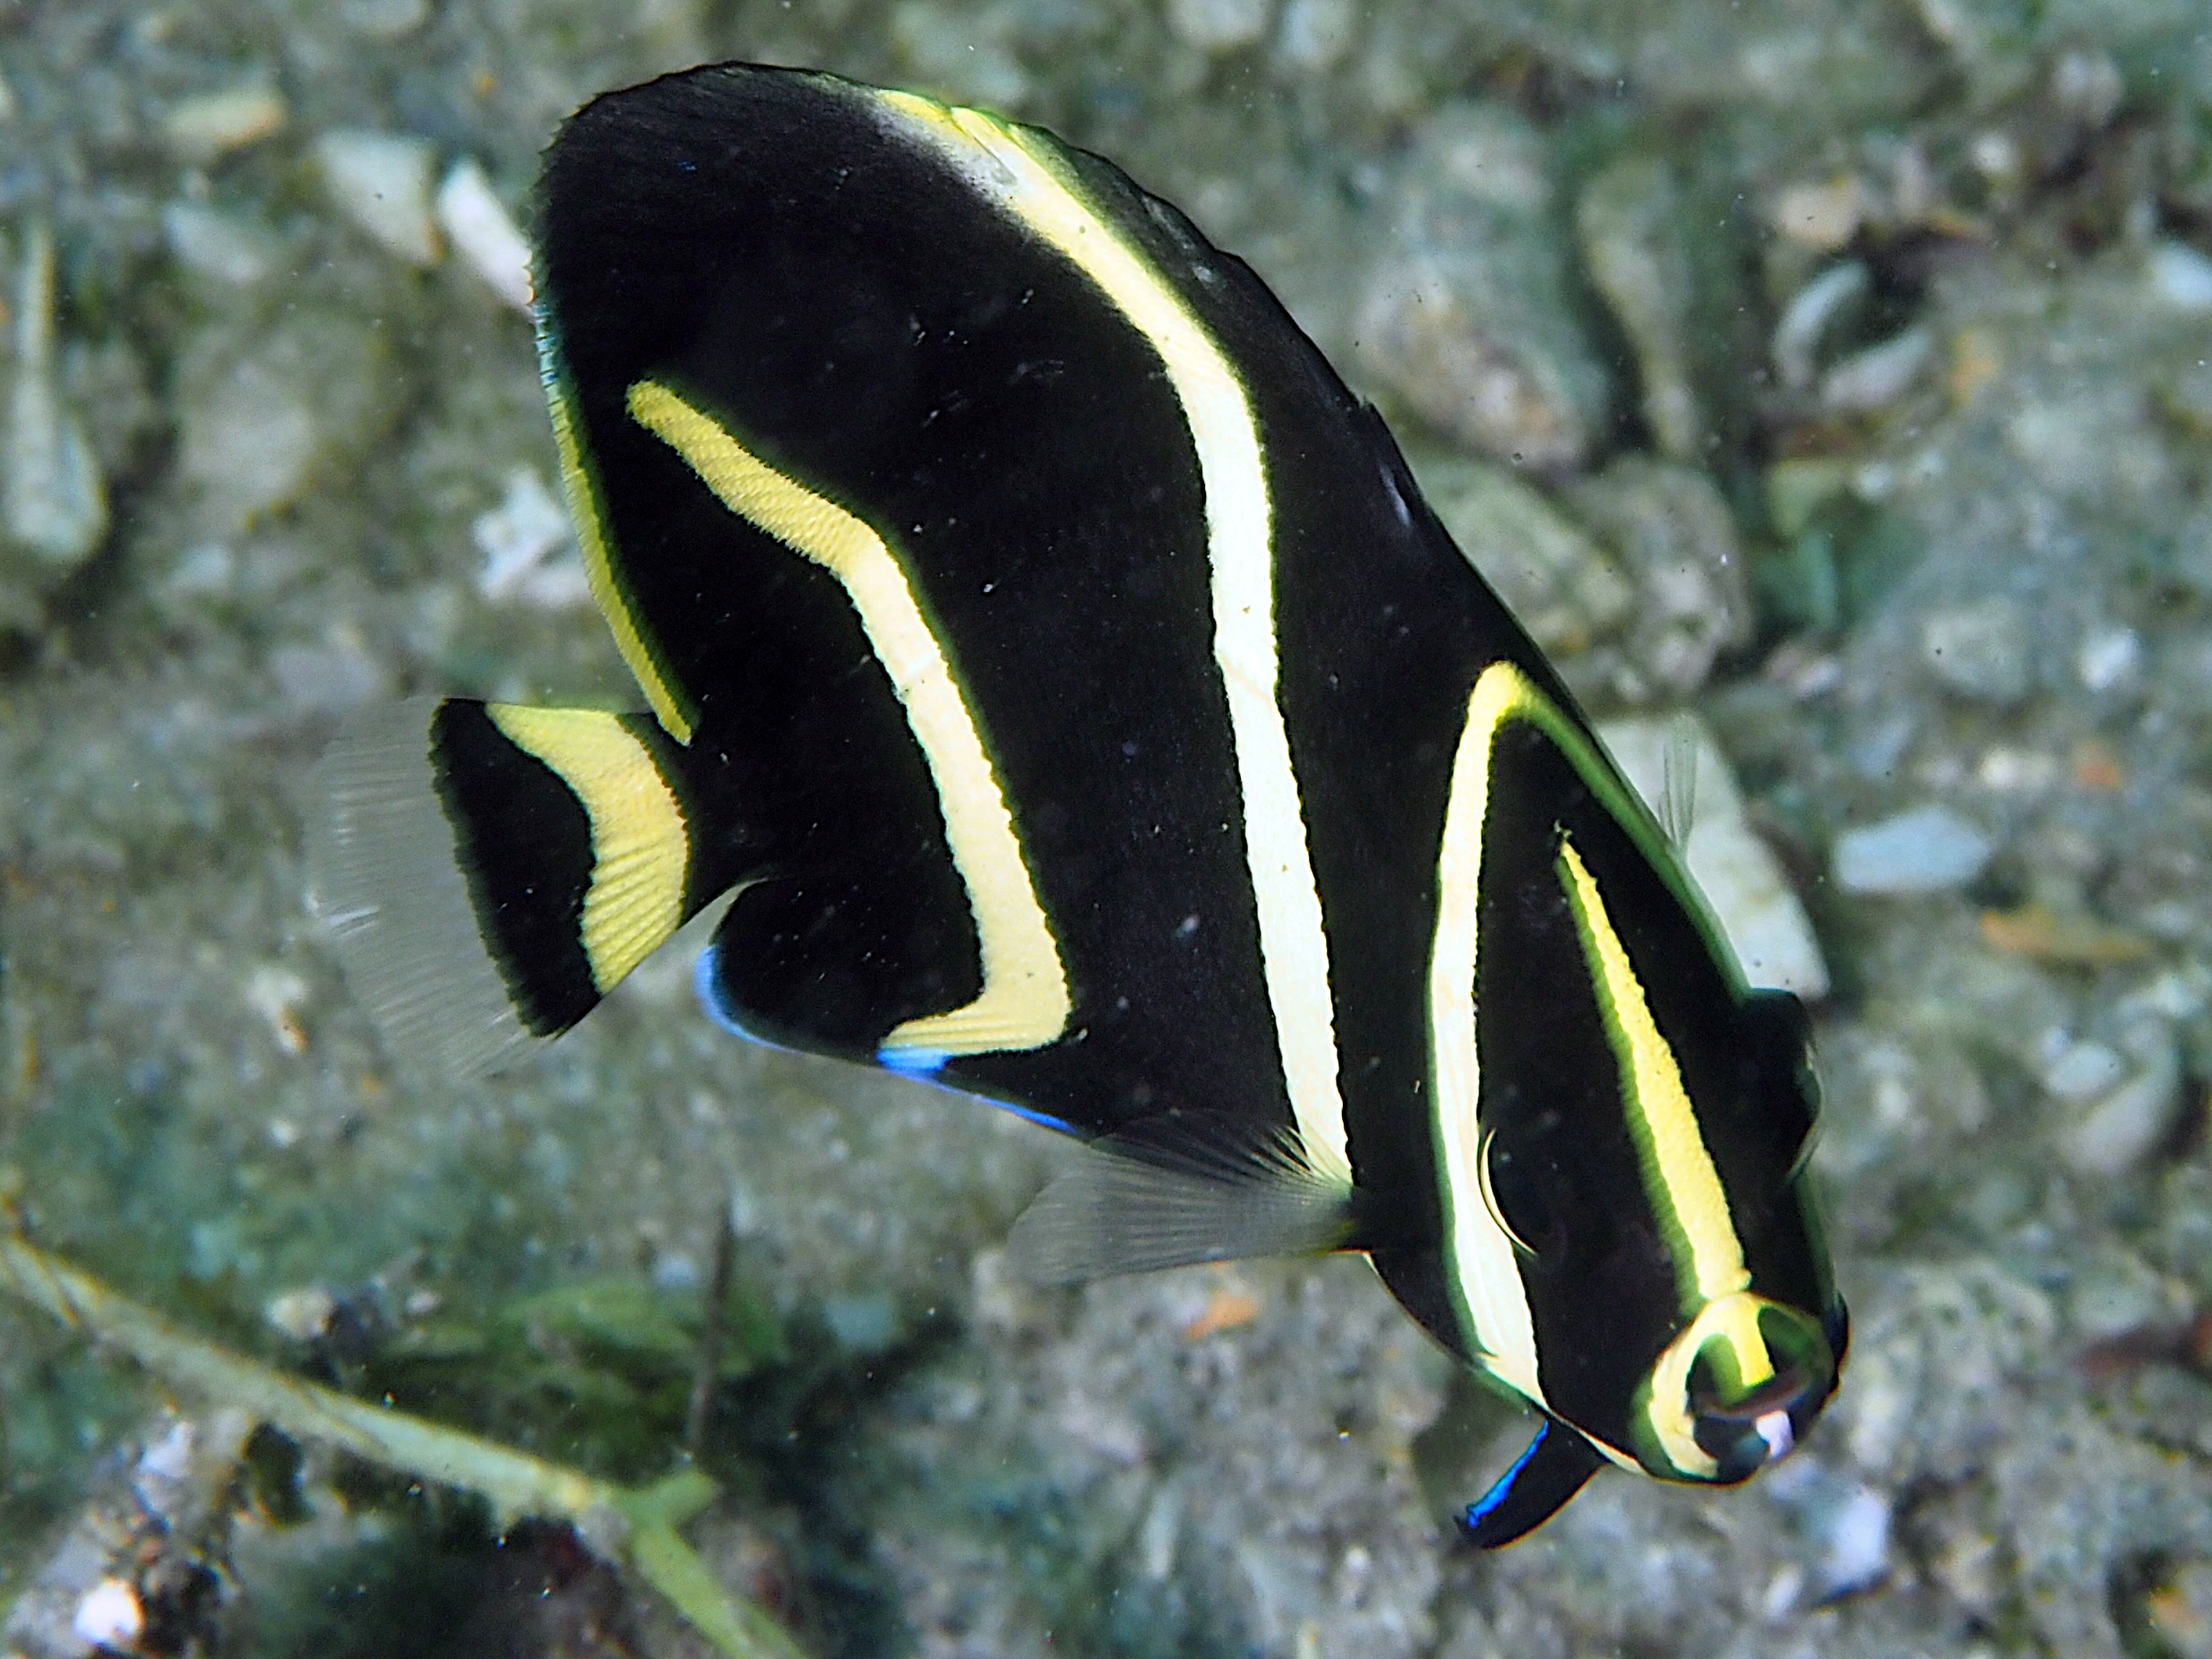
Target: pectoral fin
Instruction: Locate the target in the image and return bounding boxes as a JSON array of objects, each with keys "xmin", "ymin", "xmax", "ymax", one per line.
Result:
[{"xmin": 1007, "ymin": 1113, "xmax": 1356, "ymax": 1284}]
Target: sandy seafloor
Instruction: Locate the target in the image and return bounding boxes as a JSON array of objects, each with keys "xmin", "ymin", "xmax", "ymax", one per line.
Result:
[{"xmin": 4, "ymin": 0, "xmax": 2212, "ymax": 1655}]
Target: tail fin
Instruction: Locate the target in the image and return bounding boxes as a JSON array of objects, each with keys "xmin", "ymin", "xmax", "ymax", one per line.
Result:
[{"xmin": 306, "ymin": 699, "xmax": 718, "ymax": 1081}]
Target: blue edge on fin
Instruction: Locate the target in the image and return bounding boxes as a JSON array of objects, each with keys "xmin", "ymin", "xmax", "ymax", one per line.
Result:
[
  {"xmin": 1460, "ymin": 1420, "xmax": 1605, "ymax": 1550},
  {"xmin": 693, "ymin": 945, "xmax": 1080, "ymax": 1137}
]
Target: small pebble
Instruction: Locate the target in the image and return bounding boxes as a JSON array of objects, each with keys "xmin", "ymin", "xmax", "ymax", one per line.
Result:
[
  {"xmin": 264, "ymin": 1285, "xmax": 339, "ymax": 1343},
  {"xmin": 1765, "ymin": 455, "xmax": 1853, "ymax": 537},
  {"xmin": 72, "ymin": 1578, "xmax": 145, "ymax": 1651},
  {"xmin": 650, "ymin": 1250, "xmax": 701, "ymax": 1290},
  {"xmin": 243, "ymin": 962, "xmax": 311, "ymax": 1051},
  {"xmin": 315, "ymin": 129, "xmax": 441, "ymax": 266},
  {"xmin": 2075, "ymin": 624, "xmax": 2142, "ymax": 692},
  {"xmin": 2049, "ymin": 47, "xmax": 2123, "ymax": 129},
  {"xmin": 822, "ymin": 1291, "xmax": 901, "ymax": 1354},
  {"xmin": 1773, "ymin": 261, "xmax": 1869, "ymax": 392},
  {"xmin": 1762, "ymin": 1456, "xmax": 1892, "ymax": 1603},
  {"xmin": 1139, "ymin": 1480, "xmax": 1184, "ymax": 1581},
  {"xmin": 161, "ymin": 199, "xmax": 279, "ymax": 287},
  {"xmin": 2147, "ymin": 1560, "xmax": 2212, "ymax": 1659},
  {"xmin": 1817, "ymin": 1481, "xmax": 1892, "ymax": 1600},
  {"xmin": 1355, "ymin": 101, "xmax": 1606, "ymax": 472},
  {"xmin": 473, "ymin": 466, "xmax": 589, "ymax": 607},
  {"xmin": 162, "ymin": 541, "xmax": 237, "ymax": 600},
  {"xmin": 1355, "ymin": 260, "xmax": 1590, "ymax": 470},
  {"xmin": 1768, "ymin": 176, "xmax": 1867, "ymax": 253},
  {"xmin": 161, "ymin": 83, "xmax": 287, "ymax": 162},
  {"xmin": 1275, "ymin": 0, "xmax": 1354, "ymax": 71},
  {"xmin": 1832, "ymin": 804, "xmax": 1993, "ymax": 895},
  {"xmin": 1820, "ymin": 326, "xmax": 1934, "ymax": 415},
  {"xmin": 1921, "ymin": 596, "xmax": 2030, "ymax": 704},
  {"xmin": 2148, "ymin": 242, "xmax": 2212, "ymax": 314},
  {"xmin": 2043, "ymin": 1040, "xmax": 2125, "ymax": 1103},
  {"xmin": 1969, "ymin": 127, "xmax": 2021, "ymax": 188},
  {"xmin": 1974, "ymin": 746, "xmax": 2056, "ymax": 792},
  {"xmin": 435, "ymin": 159, "xmax": 534, "ymax": 312},
  {"xmin": 4, "ymin": 224, "xmax": 108, "ymax": 575},
  {"xmin": 1167, "ymin": 0, "xmax": 1274, "ymax": 52},
  {"xmin": 2059, "ymin": 1027, "xmax": 2183, "ymax": 1178}
]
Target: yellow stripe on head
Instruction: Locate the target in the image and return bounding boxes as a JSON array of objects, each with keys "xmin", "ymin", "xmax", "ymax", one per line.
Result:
[
  {"xmin": 872, "ymin": 87, "xmax": 1351, "ymax": 1185},
  {"xmin": 1431, "ymin": 659, "xmax": 1744, "ymax": 1400},
  {"xmin": 485, "ymin": 704, "xmax": 690, "ymax": 992},
  {"xmin": 1555, "ymin": 837, "xmax": 1749, "ymax": 1312},
  {"xmin": 625, "ymin": 380, "xmax": 1071, "ymax": 1059}
]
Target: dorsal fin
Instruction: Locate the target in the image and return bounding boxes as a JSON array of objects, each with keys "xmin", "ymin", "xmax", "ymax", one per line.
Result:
[{"xmin": 1657, "ymin": 712, "xmax": 1699, "ymax": 851}]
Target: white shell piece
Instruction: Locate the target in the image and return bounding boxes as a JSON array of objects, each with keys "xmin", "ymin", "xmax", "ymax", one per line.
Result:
[
  {"xmin": 316, "ymin": 129, "xmax": 441, "ymax": 266},
  {"xmin": 1598, "ymin": 716, "xmax": 1831, "ymax": 998},
  {"xmin": 73, "ymin": 1578, "xmax": 146, "ymax": 1650},
  {"xmin": 435, "ymin": 159, "xmax": 534, "ymax": 312}
]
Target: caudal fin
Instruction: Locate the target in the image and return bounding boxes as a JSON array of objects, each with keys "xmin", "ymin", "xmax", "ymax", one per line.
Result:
[{"xmin": 306, "ymin": 698, "xmax": 719, "ymax": 1080}]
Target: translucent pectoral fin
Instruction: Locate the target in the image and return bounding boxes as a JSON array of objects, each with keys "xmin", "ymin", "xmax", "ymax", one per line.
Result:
[
  {"xmin": 1459, "ymin": 1420, "xmax": 1605, "ymax": 1550},
  {"xmin": 1006, "ymin": 1113, "xmax": 1356, "ymax": 1285}
]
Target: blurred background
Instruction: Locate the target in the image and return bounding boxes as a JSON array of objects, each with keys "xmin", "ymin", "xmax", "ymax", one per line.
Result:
[{"xmin": 2, "ymin": 0, "xmax": 2210, "ymax": 1655}]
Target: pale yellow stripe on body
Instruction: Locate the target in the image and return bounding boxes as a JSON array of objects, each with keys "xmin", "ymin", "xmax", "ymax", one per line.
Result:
[
  {"xmin": 485, "ymin": 704, "xmax": 689, "ymax": 992},
  {"xmin": 625, "ymin": 380, "xmax": 1070, "ymax": 1057},
  {"xmin": 1429, "ymin": 663, "xmax": 1545, "ymax": 1404},
  {"xmin": 1555, "ymin": 838, "xmax": 1750, "ymax": 1311},
  {"xmin": 876, "ymin": 90, "xmax": 1352, "ymax": 1184},
  {"xmin": 538, "ymin": 354, "xmax": 694, "ymax": 744}
]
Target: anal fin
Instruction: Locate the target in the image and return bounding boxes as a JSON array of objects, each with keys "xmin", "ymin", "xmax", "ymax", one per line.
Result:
[
  {"xmin": 1459, "ymin": 1420, "xmax": 1605, "ymax": 1549},
  {"xmin": 1006, "ymin": 1113, "xmax": 1356, "ymax": 1285},
  {"xmin": 306, "ymin": 698, "xmax": 711, "ymax": 1081}
]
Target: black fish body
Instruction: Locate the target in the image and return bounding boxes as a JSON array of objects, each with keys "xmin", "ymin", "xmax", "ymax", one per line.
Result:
[{"xmin": 308, "ymin": 63, "xmax": 1844, "ymax": 1547}]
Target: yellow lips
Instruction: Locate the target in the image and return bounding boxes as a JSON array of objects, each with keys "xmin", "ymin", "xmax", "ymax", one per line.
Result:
[{"xmin": 1631, "ymin": 1292, "xmax": 1837, "ymax": 1481}]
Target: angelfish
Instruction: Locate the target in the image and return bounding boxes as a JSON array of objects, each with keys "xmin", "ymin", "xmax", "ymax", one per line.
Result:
[{"xmin": 307, "ymin": 63, "xmax": 1844, "ymax": 1546}]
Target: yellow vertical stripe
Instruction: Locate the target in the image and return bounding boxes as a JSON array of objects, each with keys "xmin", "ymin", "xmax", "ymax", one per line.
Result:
[
  {"xmin": 1429, "ymin": 665, "xmax": 1545, "ymax": 1404},
  {"xmin": 485, "ymin": 704, "xmax": 690, "ymax": 991},
  {"xmin": 537, "ymin": 341, "xmax": 694, "ymax": 744},
  {"xmin": 876, "ymin": 90, "xmax": 1352, "ymax": 1185},
  {"xmin": 1555, "ymin": 838, "xmax": 1748, "ymax": 1310},
  {"xmin": 626, "ymin": 380, "xmax": 1071, "ymax": 1059}
]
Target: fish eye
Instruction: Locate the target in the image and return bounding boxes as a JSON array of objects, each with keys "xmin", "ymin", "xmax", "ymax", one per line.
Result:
[{"xmin": 1479, "ymin": 1130, "xmax": 1554, "ymax": 1258}]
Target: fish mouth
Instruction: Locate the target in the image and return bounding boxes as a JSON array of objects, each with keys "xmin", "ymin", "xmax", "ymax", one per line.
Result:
[
  {"xmin": 1634, "ymin": 1293, "xmax": 1838, "ymax": 1483},
  {"xmin": 1687, "ymin": 1358, "xmax": 1828, "ymax": 1481}
]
